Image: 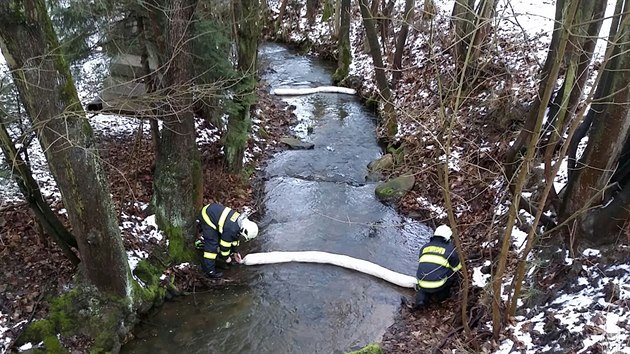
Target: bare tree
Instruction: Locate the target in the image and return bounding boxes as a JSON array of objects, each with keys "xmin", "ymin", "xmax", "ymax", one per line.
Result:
[
  {"xmin": 392, "ymin": 0, "xmax": 415, "ymax": 86},
  {"xmin": 358, "ymin": 0, "xmax": 397, "ymax": 140}
]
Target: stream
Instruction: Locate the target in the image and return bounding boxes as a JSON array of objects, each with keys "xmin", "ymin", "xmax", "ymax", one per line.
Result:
[{"xmin": 122, "ymin": 43, "xmax": 431, "ymax": 354}]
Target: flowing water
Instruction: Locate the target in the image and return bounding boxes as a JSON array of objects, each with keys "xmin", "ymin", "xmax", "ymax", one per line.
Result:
[{"xmin": 122, "ymin": 43, "xmax": 431, "ymax": 354}]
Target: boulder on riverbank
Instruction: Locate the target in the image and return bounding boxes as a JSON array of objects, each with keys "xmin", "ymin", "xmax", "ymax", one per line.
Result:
[
  {"xmin": 367, "ymin": 154, "xmax": 394, "ymax": 182},
  {"xmin": 374, "ymin": 174, "xmax": 415, "ymax": 202}
]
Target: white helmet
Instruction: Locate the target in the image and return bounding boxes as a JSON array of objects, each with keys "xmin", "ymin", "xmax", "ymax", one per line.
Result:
[
  {"xmin": 239, "ymin": 218, "xmax": 259, "ymax": 241},
  {"xmin": 433, "ymin": 224, "xmax": 452, "ymax": 241}
]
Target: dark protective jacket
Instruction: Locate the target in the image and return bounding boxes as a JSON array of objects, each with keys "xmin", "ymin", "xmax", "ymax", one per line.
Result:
[
  {"xmin": 200, "ymin": 203, "xmax": 242, "ymax": 259},
  {"xmin": 416, "ymin": 237, "xmax": 462, "ymax": 291}
]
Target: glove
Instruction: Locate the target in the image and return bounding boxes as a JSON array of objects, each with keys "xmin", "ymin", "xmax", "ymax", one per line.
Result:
[
  {"xmin": 233, "ymin": 253, "xmax": 243, "ymax": 264},
  {"xmin": 194, "ymin": 240, "xmax": 204, "ymax": 250}
]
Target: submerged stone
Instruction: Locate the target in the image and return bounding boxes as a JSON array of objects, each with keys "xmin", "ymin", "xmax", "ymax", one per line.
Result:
[{"xmin": 280, "ymin": 137, "xmax": 315, "ymax": 150}]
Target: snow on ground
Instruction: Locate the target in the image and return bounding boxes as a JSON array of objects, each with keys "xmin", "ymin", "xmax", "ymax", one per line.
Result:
[{"xmin": 497, "ymin": 247, "xmax": 630, "ymax": 353}]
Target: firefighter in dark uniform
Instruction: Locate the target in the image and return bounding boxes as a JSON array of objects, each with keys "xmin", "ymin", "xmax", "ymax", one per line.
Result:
[
  {"xmin": 196, "ymin": 203, "xmax": 259, "ymax": 278},
  {"xmin": 403, "ymin": 224, "xmax": 462, "ymax": 309}
]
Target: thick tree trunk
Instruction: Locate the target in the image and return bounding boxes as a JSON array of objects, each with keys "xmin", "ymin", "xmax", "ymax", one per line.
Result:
[
  {"xmin": 359, "ymin": 0, "xmax": 397, "ymax": 140},
  {"xmin": 0, "ymin": 119, "xmax": 79, "ymax": 265},
  {"xmin": 392, "ymin": 0, "xmax": 414, "ymax": 86},
  {"xmin": 0, "ymin": 0, "xmax": 130, "ymax": 297},
  {"xmin": 568, "ymin": 0, "xmax": 625, "ymax": 177},
  {"xmin": 153, "ymin": 0, "xmax": 201, "ymax": 261},
  {"xmin": 561, "ymin": 1, "xmax": 630, "ymax": 246},
  {"xmin": 225, "ymin": 0, "xmax": 259, "ymax": 173},
  {"xmin": 332, "ymin": 0, "xmax": 351, "ymax": 83}
]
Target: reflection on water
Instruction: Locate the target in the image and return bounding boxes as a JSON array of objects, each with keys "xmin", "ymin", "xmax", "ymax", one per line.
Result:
[{"xmin": 122, "ymin": 43, "xmax": 431, "ymax": 354}]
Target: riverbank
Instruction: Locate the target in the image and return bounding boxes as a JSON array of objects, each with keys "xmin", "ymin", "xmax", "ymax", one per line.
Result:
[{"xmin": 0, "ymin": 83, "xmax": 297, "ymax": 352}]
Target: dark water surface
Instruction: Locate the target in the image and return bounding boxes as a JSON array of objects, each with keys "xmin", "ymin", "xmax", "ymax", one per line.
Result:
[{"xmin": 122, "ymin": 43, "xmax": 430, "ymax": 354}]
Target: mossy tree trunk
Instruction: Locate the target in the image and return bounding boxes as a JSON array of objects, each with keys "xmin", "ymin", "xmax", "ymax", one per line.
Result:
[
  {"xmin": 332, "ymin": 0, "xmax": 351, "ymax": 83},
  {"xmin": 0, "ymin": 0, "xmax": 131, "ymax": 297},
  {"xmin": 0, "ymin": 116, "xmax": 79, "ymax": 265},
  {"xmin": 225, "ymin": 0, "xmax": 260, "ymax": 173},
  {"xmin": 153, "ymin": 0, "xmax": 201, "ymax": 261},
  {"xmin": 358, "ymin": 0, "xmax": 397, "ymax": 140}
]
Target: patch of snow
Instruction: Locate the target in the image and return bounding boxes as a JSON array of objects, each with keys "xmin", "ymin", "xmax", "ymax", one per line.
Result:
[
  {"xmin": 440, "ymin": 150, "xmax": 462, "ymax": 172},
  {"xmin": 416, "ymin": 196, "xmax": 448, "ymax": 218},
  {"xmin": 175, "ymin": 263, "xmax": 191, "ymax": 270},
  {"xmin": 472, "ymin": 261, "xmax": 492, "ymax": 288},
  {"xmin": 553, "ymin": 158, "xmax": 568, "ymax": 193},
  {"xmin": 583, "ymin": 248, "xmax": 601, "ymax": 257},
  {"xmin": 512, "ymin": 227, "xmax": 528, "ymax": 254},
  {"xmin": 0, "ymin": 312, "xmax": 11, "ymax": 354}
]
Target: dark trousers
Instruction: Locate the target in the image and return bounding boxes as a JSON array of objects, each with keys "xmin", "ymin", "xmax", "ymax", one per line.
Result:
[
  {"xmin": 415, "ymin": 277, "xmax": 455, "ymax": 307},
  {"xmin": 200, "ymin": 222, "xmax": 220, "ymax": 274}
]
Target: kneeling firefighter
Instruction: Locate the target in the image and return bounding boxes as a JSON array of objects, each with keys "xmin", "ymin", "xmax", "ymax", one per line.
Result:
[
  {"xmin": 403, "ymin": 224, "xmax": 462, "ymax": 310},
  {"xmin": 195, "ymin": 203, "xmax": 259, "ymax": 278}
]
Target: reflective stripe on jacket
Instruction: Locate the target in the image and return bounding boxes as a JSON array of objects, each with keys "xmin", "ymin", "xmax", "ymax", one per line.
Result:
[{"xmin": 416, "ymin": 237, "xmax": 461, "ymax": 290}]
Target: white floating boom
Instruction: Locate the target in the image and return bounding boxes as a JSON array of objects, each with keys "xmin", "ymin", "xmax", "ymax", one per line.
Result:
[
  {"xmin": 271, "ymin": 86, "xmax": 357, "ymax": 96},
  {"xmin": 241, "ymin": 251, "xmax": 417, "ymax": 288}
]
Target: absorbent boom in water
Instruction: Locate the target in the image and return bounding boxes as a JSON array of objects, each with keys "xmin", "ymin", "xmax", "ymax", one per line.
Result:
[
  {"xmin": 271, "ymin": 86, "xmax": 357, "ymax": 96},
  {"xmin": 241, "ymin": 251, "xmax": 417, "ymax": 288}
]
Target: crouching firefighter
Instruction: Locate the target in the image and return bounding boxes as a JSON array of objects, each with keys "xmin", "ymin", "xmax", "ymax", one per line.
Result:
[
  {"xmin": 403, "ymin": 224, "xmax": 462, "ymax": 310},
  {"xmin": 196, "ymin": 203, "xmax": 259, "ymax": 278}
]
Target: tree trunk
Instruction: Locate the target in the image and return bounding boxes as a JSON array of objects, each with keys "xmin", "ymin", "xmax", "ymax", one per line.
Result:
[
  {"xmin": 469, "ymin": 0, "xmax": 496, "ymax": 63},
  {"xmin": 225, "ymin": 0, "xmax": 259, "ymax": 173},
  {"xmin": 276, "ymin": 0, "xmax": 290, "ymax": 33},
  {"xmin": 359, "ymin": 0, "xmax": 397, "ymax": 140},
  {"xmin": 451, "ymin": 0, "xmax": 476, "ymax": 64},
  {"xmin": 561, "ymin": 0, "xmax": 630, "ymax": 246},
  {"xmin": 0, "ymin": 118, "xmax": 79, "ymax": 265},
  {"xmin": 153, "ymin": 0, "xmax": 201, "ymax": 261},
  {"xmin": 392, "ymin": 0, "xmax": 414, "ymax": 86},
  {"xmin": 423, "ymin": 0, "xmax": 436, "ymax": 20},
  {"xmin": 0, "ymin": 0, "xmax": 130, "ymax": 297},
  {"xmin": 334, "ymin": 0, "xmax": 342, "ymax": 36},
  {"xmin": 306, "ymin": 0, "xmax": 320, "ymax": 25},
  {"xmin": 568, "ymin": 0, "xmax": 625, "ymax": 177},
  {"xmin": 332, "ymin": 0, "xmax": 351, "ymax": 83}
]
